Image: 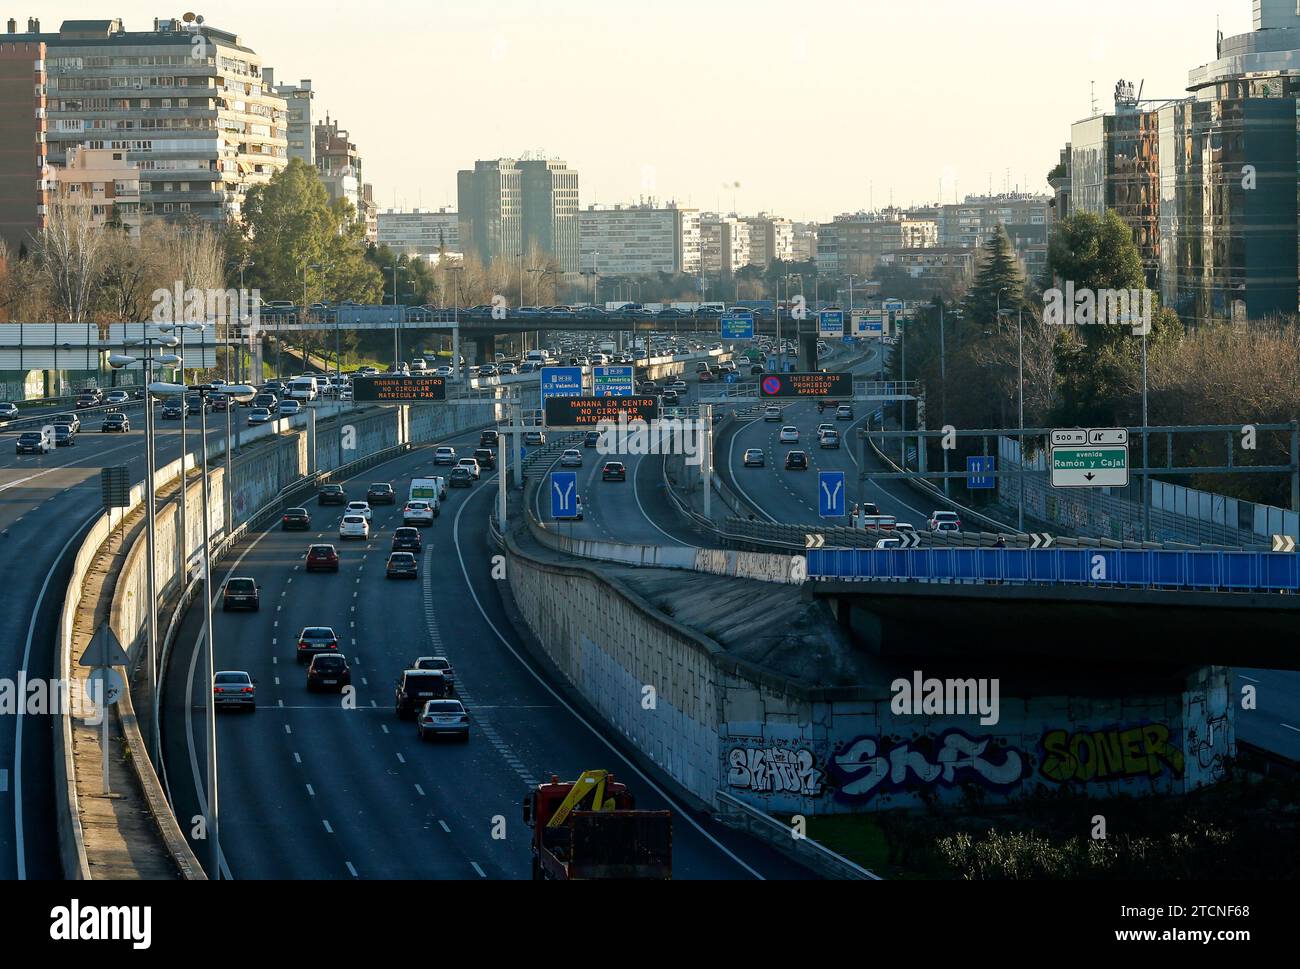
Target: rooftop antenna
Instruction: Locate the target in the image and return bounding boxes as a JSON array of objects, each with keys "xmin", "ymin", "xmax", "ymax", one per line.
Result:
[{"xmin": 1090, "ymin": 80, "xmax": 1097, "ymax": 116}]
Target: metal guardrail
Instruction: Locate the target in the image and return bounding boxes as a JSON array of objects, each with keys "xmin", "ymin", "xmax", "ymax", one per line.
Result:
[
  {"xmin": 808, "ymin": 545, "xmax": 1300, "ymax": 593},
  {"xmin": 713, "ymin": 790, "xmax": 881, "ymax": 880}
]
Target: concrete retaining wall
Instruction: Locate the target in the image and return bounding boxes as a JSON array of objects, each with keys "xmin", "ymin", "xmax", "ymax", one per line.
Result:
[{"xmin": 505, "ymin": 531, "xmax": 1235, "ymax": 817}]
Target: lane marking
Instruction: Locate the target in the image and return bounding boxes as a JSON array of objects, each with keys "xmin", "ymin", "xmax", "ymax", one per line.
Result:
[
  {"xmin": 471, "ymin": 861, "xmax": 486, "ymax": 878},
  {"xmin": 322, "ymin": 819, "xmax": 333, "ymax": 834},
  {"xmin": 438, "ymin": 819, "xmax": 451, "ymax": 833},
  {"xmin": 345, "ymin": 861, "xmax": 358, "ymax": 878}
]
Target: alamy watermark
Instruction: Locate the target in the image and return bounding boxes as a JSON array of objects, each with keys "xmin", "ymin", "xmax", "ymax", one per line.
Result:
[
  {"xmin": 151, "ymin": 284, "xmax": 261, "ymax": 327},
  {"xmin": 1043, "ymin": 282, "xmax": 1152, "ymax": 336},
  {"xmin": 891, "ymin": 670, "xmax": 1001, "ymax": 726},
  {"xmin": 594, "ymin": 415, "xmax": 707, "ymax": 465}
]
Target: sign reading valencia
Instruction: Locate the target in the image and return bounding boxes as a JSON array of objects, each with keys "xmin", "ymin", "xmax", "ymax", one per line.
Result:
[
  {"xmin": 544, "ymin": 395, "xmax": 660, "ymax": 427},
  {"xmin": 352, "ymin": 374, "xmax": 447, "ymax": 403},
  {"xmin": 759, "ymin": 372, "xmax": 854, "ymax": 398}
]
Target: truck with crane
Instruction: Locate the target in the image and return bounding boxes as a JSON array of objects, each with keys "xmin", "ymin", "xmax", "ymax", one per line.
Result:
[{"xmin": 522, "ymin": 770, "xmax": 672, "ymax": 880}]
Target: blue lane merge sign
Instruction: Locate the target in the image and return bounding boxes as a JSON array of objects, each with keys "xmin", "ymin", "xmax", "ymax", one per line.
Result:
[
  {"xmin": 819, "ymin": 470, "xmax": 846, "ymax": 519},
  {"xmin": 541, "ymin": 367, "xmax": 584, "ymax": 402},
  {"xmin": 967, "ymin": 455, "xmax": 995, "ymax": 490},
  {"xmin": 551, "ymin": 471, "xmax": 579, "ymax": 519},
  {"xmin": 592, "ymin": 365, "xmax": 634, "ymax": 397}
]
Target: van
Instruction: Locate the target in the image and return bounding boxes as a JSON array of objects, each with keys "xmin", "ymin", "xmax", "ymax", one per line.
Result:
[
  {"xmin": 409, "ymin": 476, "xmax": 447, "ymax": 504},
  {"xmin": 288, "ymin": 376, "xmax": 319, "ymax": 401}
]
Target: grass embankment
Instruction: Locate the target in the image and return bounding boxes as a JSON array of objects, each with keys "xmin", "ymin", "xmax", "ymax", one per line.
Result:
[{"xmin": 795, "ymin": 772, "xmax": 1300, "ymax": 879}]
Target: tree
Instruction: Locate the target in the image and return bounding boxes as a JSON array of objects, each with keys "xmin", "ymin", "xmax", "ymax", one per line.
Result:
[
  {"xmin": 961, "ymin": 225, "xmax": 1027, "ymax": 328},
  {"xmin": 234, "ymin": 159, "xmax": 382, "ymax": 305},
  {"xmin": 32, "ymin": 192, "xmax": 108, "ymax": 323}
]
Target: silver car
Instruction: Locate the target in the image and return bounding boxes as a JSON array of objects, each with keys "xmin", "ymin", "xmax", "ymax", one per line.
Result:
[
  {"xmin": 559, "ymin": 449, "xmax": 583, "ymax": 468},
  {"xmin": 417, "ymin": 699, "xmax": 470, "ymax": 741},
  {"xmin": 213, "ymin": 671, "xmax": 256, "ymax": 711}
]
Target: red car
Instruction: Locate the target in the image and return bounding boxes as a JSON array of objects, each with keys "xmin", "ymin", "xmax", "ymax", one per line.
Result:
[{"xmin": 305, "ymin": 543, "xmax": 340, "ymax": 572}]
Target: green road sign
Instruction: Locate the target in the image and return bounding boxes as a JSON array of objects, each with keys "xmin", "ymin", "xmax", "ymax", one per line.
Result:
[{"xmin": 1050, "ymin": 445, "xmax": 1129, "ymax": 488}]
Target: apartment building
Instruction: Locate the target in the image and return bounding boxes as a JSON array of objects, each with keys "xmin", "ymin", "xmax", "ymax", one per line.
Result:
[
  {"xmin": 519, "ymin": 157, "xmax": 579, "ymax": 273},
  {"xmin": 264, "ymin": 69, "xmax": 313, "ymax": 166},
  {"xmin": 0, "ymin": 30, "xmax": 46, "ymax": 254},
  {"xmin": 52, "ymin": 144, "xmax": 140, "ymax": 237},
  {"xmin": 378, "ymin": 207, "xmax": 460, "ymax": 257},
  {"xmin": 457, "ymin": 156, "xmax": 580, "ymax": 272},
  {"xmin": 743, "ymin": 213, "xmax": 794, "ymax": 268},
  {"xmin": 700, "ymin": 213, "xmax": 750, "ymax": 275},
  {"xmin": 817, "ymin": 209, "xmax": 938, "ymax": 277},
  {"xmin": 578, "ymin": 201, "xmax": 700, "ymax": 275},
  {"xmin": 19, "ymin": 17, "xmax": 287, "ymax": 225},
  {"xmin": 937, "ymin": 192, "xmax": 1050, "ymax": 283}
]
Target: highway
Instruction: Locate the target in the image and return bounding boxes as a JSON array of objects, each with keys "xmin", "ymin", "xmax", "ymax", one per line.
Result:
[
  {"xmin": 161, "ymin": 418, "xmax": 813, "ymax": 880},
  {"xmin": 0, "ymin": 401, "xmax": 240, "ymax": 879}
]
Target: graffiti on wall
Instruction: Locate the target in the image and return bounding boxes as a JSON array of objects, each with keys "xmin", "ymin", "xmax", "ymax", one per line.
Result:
[
  {"xmin": 726, "ymin": 745, "xmax": 824, "ymax": 797},
  {"xmin": 1039, "ymin": 723, "xmax": 1185, "ymax": 783},
  {"xmin": 1185, "ymin": 714, "xmax": 1229, "ymax": 783},
  {"xmin": 828, "ymin": 730, "xmax": 1027, "ymax": 802}
]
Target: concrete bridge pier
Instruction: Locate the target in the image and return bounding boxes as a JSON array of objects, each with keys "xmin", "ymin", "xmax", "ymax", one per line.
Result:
[
  {"xmin": 474, "ymin": 334, "xmax": 496, "ymax": 364},
  {"xmin": 800, "ymin": 326, "xmax": 820, "ymax": 371}
]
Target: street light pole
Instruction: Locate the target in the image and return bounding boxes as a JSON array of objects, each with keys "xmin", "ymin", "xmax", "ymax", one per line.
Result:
[
  {"xmin": 197, "ymin": 393, "xmax": 219, "ymax": 879},
  {"xmin": 1017, "ymin": 308, "xmax": 1025, "ymax": 533}
]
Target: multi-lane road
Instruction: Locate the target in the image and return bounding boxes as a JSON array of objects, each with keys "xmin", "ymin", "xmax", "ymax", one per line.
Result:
[{"xmin": 161, "ymin": 418, "xmax": 812, "ymax": 880}]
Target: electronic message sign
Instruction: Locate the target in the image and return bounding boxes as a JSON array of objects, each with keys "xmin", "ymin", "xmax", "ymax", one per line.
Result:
[
  {"xmin": 543, "ymin": 395, "xmax": 661, "ymax": 427},
  {"xmin": 758, "ymin": 372, "xmax": 854, "ymax": 398},
  {"xmin": 352, "ymin": 374, "xmax": 447, "ymax": 402}
]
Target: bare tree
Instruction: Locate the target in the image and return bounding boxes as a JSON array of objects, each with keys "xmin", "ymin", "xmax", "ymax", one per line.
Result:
[{"xmin": 32, "ymin": 192, "xmax": 107, "ymax": 323}]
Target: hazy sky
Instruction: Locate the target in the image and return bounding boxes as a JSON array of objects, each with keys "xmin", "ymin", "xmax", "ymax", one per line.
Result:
[{"xmin": 45, "ymin": 1, "xmax": 1251, "ymax": 221}]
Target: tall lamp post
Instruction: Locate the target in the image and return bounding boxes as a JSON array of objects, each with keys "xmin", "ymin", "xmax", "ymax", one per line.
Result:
[
  {"xmin": 161, "ymin": 321, "xmax": 207, "ymax": 586},
  {"xmin": 107, "ymin": 336, "xmax": 181, "ymax": 766},
  {"xmin": 448, "ymin": 265, "xmax": 464, "ymax": 383}
]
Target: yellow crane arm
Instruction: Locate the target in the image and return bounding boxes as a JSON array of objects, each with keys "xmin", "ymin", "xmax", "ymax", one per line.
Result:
[{"xmin": 546, "ymin": 770, "xmax": 617, "ymax": 827}]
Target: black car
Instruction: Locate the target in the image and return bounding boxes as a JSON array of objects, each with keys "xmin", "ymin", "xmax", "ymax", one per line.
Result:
[
  {"xmin": 53, "ymin": 424, "xmax": 76, "ymax": 447},
  {"xmin": 74, "ymin": 393, "xmax": 100, "ymax": 410},
  {"xmin": 391, "ymin": 527, "xmax": 423, "ymax": 553},
  {"xmin": 480, "ymin": 429, "xmax": 499, "ymax": 448},
  {"xmin": 281, "ymin": 507, "xmax": 312, "ymax": 530},
  {"xmin": 307, "ymin": 654, "xmax": 352, "ymax": 692},
  {"xmin": 602, "ymin": 461, "xmax": 627, "ymax": 482},
  {"xmin": 185, "ymin": 394, "xmax": 207, "ymax": 416},
  {"xmin": 221, "ymin": 577, "xmax": 261, "ymax": 612},
  {"xmin": 209, "ymin": 394, "xmax": 229, "ymax": 412},
  {"xmin": 366, "ymin": 482, "xmax": 396, "ymax": 504},
  {"xmin": 15, "ymin": 431, "xmax": 48, "ymax": 455},
  {"xmin": 318, "ymin": 483, "xmax": 347, "ymax": 505},
  {"xmin": 449, "ymin": 467, "xmax": 473, "ymax": 488},
  {"xmin": 296, "ymin": 626, "xmax": 341, "ymax": 663},
  {"xmin": 161, "ymin": 399, "xmax": 183, "ymax": 419},
  {"xmin": 100, "ymin": 412, "xmax": 130, "ymax": 432},
  {"xmin": 583, "ymin": 430, "xmax": 600, "ymax": 448},
  {"xmin": 394, "ymin": 669, "xmax": 451, "ymax": 718},
  {"xmin": 253, "ymin": 393, "xmax": 279, "ymax": 414},
  {"xmin": 785, "ymin": 450, "xmax": 809, "ymax": 470},
  {"xmin": 472, "ymin": 447, "xmax": 496, "ymax": 470}
]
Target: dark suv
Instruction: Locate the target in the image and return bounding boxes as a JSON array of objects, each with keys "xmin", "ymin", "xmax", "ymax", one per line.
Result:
[
  {"xmin": 472, "ymin": 447, "xmax": 496, "ymax": 470},
  {"xmin": 366, "ymin": 482, "xmax": 396, "ymax": 504},
  {"xmin": 306, "ymin": 654, "xmax": 352, "ymax": 692},
  {"xmin": 318, "ymin": 483, "xmax": 347, "ymax": 505},
  {"xmin": 394, "ymin": 669, "xmax": 450, "ymax": 718},
  {"xmin": 221, "ymin": 577, "xmax": 260, "ymax": 612},
  {"xmin": 479, "ymin": 429, "xmax": 499, "ymax": 448}
]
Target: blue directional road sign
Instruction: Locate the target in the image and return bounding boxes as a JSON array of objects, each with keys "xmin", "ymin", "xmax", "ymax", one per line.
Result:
[
  {"xmin": 541, "ymin": 366, "xmax": 584, "ymax": 402},
  {"xmin": 818, "ymin": 310, "xmax": 845, "ymax": 338},
  {"xmin": 967, "ymin": 455, "xmax": 995, "ymax": 490},
  {"xmin": 593, "ymin": 365, "xmax": 634, "ymax": 397},
  {"xmin": 551, "ymin": 471, "xmax": 579, "ymax": 519},
  {"xmin": 724, "ymin": 371, "xmax": 738, "ymax": 384},
  {"xmin": 721, "ymin": 312, "xmax": 755, "ymax": 340},
  {"xmin": 818, "ymin": 470, "xmax": 847, "ymax": 519}
]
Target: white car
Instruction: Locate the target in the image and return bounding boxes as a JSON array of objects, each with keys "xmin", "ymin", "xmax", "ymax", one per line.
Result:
[
  {"xmin": 764, "ymin": 406, "xmax": 782, "ymax": 422},
  {"xmin": 559, "ymin": 449, "xmax": 583, "ymax": 468},
  {"xmin": 523, "ymin": 430, "xmax": 547, "ymax": 446},
  {"xmin": 345, "ymin": 501, "xmax": 372, "ymax": 521},
  {"xmin": 456, "ymin": 458, "xmax": 481, "ymax": 480},
  {"xmin": 434, "ymin": 446, "xmax": 456, "ymax": 465},
  {"xmin": 875, "ymin": 538, "xmax": 903, "ymax": 549},
  {"xmin": 435, "ymin": 365, "xmax": 453, "ymax": 377},
  {"xmin": 403, "ymin": 500, "xmax": 437, "ymax": 526},
  {"xmin": 779, "ymin": 426, "xmax": 800, "ymax": 444},
  {"xmin": 670, "ymin": 379, "xmax": 687, "ymax": 392},
  {"xmin": 928, "ymin": 511, "xmax": 961, "ymax": 532},
  {"xmin": 247, "ymin": 407, "xmax": 271, "ymax": 425},
  {"xmin": 817, "ymin": 424, "xmax": 835, "ymax": 437},
  {"xmin": 338, "ymin": 514, "xmax": 369, "ymax": 540},
  {"xmin": 279, "ymin": 399, "xmax": 302, "ymax": 416}
]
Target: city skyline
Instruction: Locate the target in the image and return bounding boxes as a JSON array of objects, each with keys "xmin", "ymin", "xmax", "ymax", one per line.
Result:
[{"xmin": 25, "ymin": 0, "xmax": 1252, "ymax": 222}]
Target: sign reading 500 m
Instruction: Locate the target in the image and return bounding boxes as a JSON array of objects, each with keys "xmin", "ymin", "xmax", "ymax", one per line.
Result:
[
  {"xmin": 759, "ymin": 372, "xmax": 853, "ymax": 398},
  {"xmin": 352, "ymin": 374, "xmax": 447, "ymax": 403}
]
